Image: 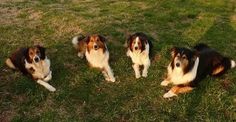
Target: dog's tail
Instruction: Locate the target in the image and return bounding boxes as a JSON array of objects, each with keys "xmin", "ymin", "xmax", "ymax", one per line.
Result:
[
  {"xmin": 231, "ymin": 60, "xmax": 236, "ymax": 68},
  {"xmin": 5, "ymin": 58, "xmax": 16, "ymax": 69},
  {"xmin": 72, "ymin": 34, "xmax": 85, "ymax": 47}
]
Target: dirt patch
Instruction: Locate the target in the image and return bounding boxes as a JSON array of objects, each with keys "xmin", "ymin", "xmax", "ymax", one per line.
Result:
[
  {"xmin": 48, "ymin": 16, "xmax": 83, "ymax": 38},
  {"xmin": 0, "ymin": 7, "xmax": 22, "ymax": 25}
]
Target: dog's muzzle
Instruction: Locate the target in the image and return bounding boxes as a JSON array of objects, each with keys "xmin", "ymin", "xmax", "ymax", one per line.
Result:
[
  {"xmin": 94, "ymin": 45, "xmax": 99, "ymax": 50},
  {"xmin": 34, "ymin": 56, "xmax": 40, "ymax": 63}
]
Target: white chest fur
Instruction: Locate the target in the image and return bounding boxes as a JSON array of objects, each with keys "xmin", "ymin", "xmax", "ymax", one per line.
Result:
[
  {"xmin": 25, "ymin": 58, "xmax": 51, "ymax": 79},
  {"xmin": 85, "ymin": 49, "xmax": 109, "ymax": 68},
  {"xmin": 129, "ymin": 44, "xmax": 150, "ymax": 65},
  {"xmin": 168, "ymin": 57, "xmax": 199, "ymax": 85}
]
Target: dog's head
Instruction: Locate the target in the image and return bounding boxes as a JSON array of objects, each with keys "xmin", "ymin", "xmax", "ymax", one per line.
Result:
[
  {"xmin": 170, "ymin": 47, "xmax": 198, "ymax": 73},
  {"xmin": 26, "ymin": 45, "xmax": 46, "ymax": 63},
  {"xmin": 128, "ymin": 32, "xmax": 148, "ymax": 52},
  {"xmin": 86, "ymin": 34, "xmax": 107, "ymax": 52}
]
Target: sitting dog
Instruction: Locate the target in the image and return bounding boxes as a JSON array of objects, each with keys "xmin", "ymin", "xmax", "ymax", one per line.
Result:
[
  {"xmin": 72, "ymin": 34, "xmax": 116, "ymax": 82},
  {"xmin": 161, "ymin": 43, "xmax": 235, "ymax": 98},
  {"xmin": 5, "ymin": 45, "xmax": 56, "ymax": 92},
  {"xmin": 126, "ymin": 32, "xmax": 152, "ymax": 78}
]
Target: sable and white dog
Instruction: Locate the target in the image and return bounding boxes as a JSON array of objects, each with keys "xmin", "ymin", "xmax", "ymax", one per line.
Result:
[
  {"xmin": 72, "ymin": 34, "xmax": 116, "ymax": 82},
  {"xmin": 161, "ymin": 44, "xmax": 235, "ymax": 98},
  {"xmin": 5, "ymin": 45, "xmax": 56, "ymax": 92},
  {"xmin": 126, "ymin": 32, "xmax": 152, "ymax": 78}
]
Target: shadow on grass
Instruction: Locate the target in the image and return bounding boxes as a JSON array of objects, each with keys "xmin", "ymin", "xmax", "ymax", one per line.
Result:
[{"xmin": 185, "ymin": 15, "xmax": 236, "ymax": 120}]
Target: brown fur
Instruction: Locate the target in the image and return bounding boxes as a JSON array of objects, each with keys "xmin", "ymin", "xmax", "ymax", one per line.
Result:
[
  {"xmin": 87, "ymin": 35, "xmax": 106, "ymax": 53},
  {"xmin": 212, "ymin": 65, "xmax": 224, "ymax": 75},
  {"xmin": 170, "ymin": 85, "xmax": 193, "ymax": 94}
]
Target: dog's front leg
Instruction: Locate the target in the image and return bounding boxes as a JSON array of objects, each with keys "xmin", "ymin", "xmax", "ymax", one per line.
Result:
[
  {"xmin": 104, "ymin": 65, "xmax": 115, "ymax": 82},
  {"xmin": 133, "ymin": 63, "xmax": 141, "ymax": 78},
  {"xmin": 37, "ymin": 79, "xmax": 56, "ymax": 92},
  {"xmin": 44, "ymin": 71, "xmax": 52, "ymax": 82},
  {"xmin": 142, "ymin": 60, "xmax": 150, "ymax": 77},
  {"xmin": 163, "ymin": 85, "xmax": 193, "ymax": 98},
  {"xmin": 160, "ymin": 78, "xmax": 171, "ymax": 86}
]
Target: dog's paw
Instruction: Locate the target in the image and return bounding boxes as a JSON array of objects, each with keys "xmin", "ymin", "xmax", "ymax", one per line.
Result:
[
  {"xmin": 78, "ymin": 53, "xmax": 84, "ymax": 58},
  {"xmin": 135, "ymin": 74, "xmax": 141, "ymax": 79},
  {"xmin": 48, "ymin": 86, "xmax": 56, "ymax": 92},
  {"xmin": 126, "ymin": 51, "xmax": 130, "ymax": 57},
  {"xmin": 110, "ymin": 77, "xmax": 116, "ymax": 82},
  {"xmin": 161, "ymin": 80, "xmax": 169, "ymax": 86},
  {"xmin": 142, "ymin": 72, "xmax": 148, "ymax": 78},
  {"xmin": 163, "ymin": 91, "xmax": 177, "ymax": 98}
]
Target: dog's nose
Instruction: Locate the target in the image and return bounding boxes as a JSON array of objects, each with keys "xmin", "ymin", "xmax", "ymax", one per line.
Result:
[
  {"xmin": 34, "ymin": 57, "xmax": 39, "ymax": 62},
  {"xmin": 176, "ymin": 63, "xmax": 180, "ymax": 67},
  {"xmin": 135, "ymin": 47, "xmax": 138, "ymax": 50},
  {"xmin": 94, "ymin": 45, "xmax": 98, "ymax": 49}
]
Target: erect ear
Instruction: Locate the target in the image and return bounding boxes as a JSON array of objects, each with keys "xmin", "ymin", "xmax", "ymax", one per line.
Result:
[
  {"xmin": 98, "ymin": 35, "xmax": 107, "ymax": 43},
  {"xmin": 171, "ymin": 47, "xmax": 177, "ymax": 58}
]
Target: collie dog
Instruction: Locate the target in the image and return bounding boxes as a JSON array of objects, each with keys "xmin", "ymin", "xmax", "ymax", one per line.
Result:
[
  {"xmin": 5, "ymin": 45, "xmax": 56, "ymax": 92},
  {"xmin": 161, "ymin": 43, "xmax": 235, "ymax": 98},
  {"xmin": 72, "ymin": 34, "xmax": 116, "ymax": 82},
  {"xmin": 126, "ymin": 32, "xmax": 152, "ymax": 78}
]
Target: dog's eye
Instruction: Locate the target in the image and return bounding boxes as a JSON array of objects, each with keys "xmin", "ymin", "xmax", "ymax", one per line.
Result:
[
  {"xmin": 182, "ymin": 56, "xmax": 187, "ymax": 59},
  {"xmin": 36, "ymin": 50, "xmax": 39, "ymax": 54}
]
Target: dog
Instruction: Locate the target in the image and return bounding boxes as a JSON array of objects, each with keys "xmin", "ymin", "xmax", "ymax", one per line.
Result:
[
  {"xmin": 126, "ymin": 32, "xmax": 152, "ymax": 78},
  {"xmin": 72, "ymin": 34, "xmax": 116, "ymax": 82},
  {"xmin": 161, "ymin": 43, "xmax": 235, "ymax": 98},
  {"xmin": 5, "ymin": 45, "xmax": 56, "ymax": 92}
]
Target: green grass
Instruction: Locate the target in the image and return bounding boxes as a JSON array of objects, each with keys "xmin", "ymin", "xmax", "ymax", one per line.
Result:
[{"xmin": 0, "ymin": 0, "xmax": 236, "ymax": 121}]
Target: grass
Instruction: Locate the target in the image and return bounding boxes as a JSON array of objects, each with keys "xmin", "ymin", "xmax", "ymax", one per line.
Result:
[{"xmin": 0, "ymin": 0, "xmax": 236, "ymax": 121}]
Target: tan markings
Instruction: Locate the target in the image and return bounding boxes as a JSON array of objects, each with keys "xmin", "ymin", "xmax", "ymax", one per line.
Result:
[
  {"xmin": 28, "ymin": 47, "xmax": 40, "ymax": 61},
  {"xmin": 170, "ymin": 85, "xmax": 193, "ymax": 94},
  {"xmin": 212, "ymin": 65, "xmax": 224, "ymax": 75},
  {"xmin": 78, "ymin": 39, "xmax": 87, "ymax": 54},
  {"xmin": 5, "ymin": 58, "xmax": 16, "ymax": 69},
  {"xmin": 87, "ymin": 35, "xmax": 106, "ymax": 53}
]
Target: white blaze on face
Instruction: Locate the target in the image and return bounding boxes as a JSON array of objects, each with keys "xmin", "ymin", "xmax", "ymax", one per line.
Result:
[{"xmin": 134, "ymin": 37, "xmax": 140, "ymax": 50}]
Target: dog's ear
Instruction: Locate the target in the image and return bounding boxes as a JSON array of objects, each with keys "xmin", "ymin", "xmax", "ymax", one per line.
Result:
[
  {"xmin": 192, "ymin": 50, "xmax": 199, "ymax": 61},
  {"xmin": 98, "ymin": 35, "xmax": 107, "ymax": 43},
  {"xmin": 36, "ymin": 45, "xmax": 46, "ymax": 60},
  {"xmin": 171, "ymin": 47, "xmax": 177, "ymax": 58},
  {"xmin": 128, "ymin": 35, "xmax": 134, "ymax": 51},
  {"xmin": 85, "ymin": 36, "xmax": 90, "ymax": 44},
  {"xmin": 25, "ymin": 48, "xmax": 33, "ymax": 63}
]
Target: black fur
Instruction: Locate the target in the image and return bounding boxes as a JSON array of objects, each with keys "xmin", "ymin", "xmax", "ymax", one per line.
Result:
[{"xmin": 172, "ymin": 44, "xmax": 234, "ymax": 87}]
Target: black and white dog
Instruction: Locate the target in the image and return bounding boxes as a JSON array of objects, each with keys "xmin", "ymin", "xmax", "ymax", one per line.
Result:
[
  {"xmin": 126, "ymin": 32, "xmax": 152, "ymax": 78},
  {"xmin": 161, "ymin": 43, "xmax": 235, "ymax": 98}
]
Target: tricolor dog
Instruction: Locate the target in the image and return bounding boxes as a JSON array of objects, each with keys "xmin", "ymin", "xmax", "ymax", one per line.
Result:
[
  {"xmin": 126, "ymin": 32, "xmax": 152, "ymax": 78},
  {"xmin": 6, "ymin": 45, "xmax": 56, "ymax": 92},
  {"xmin": 72, "ymin": 34, "xmax": 116, "ymax": 82},
  {"xmin": 161, "ymin": 43, "xmax": 235, "ymax": 98}
]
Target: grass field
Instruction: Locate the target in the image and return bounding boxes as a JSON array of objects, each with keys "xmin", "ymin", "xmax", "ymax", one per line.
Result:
[{"xmin": 0, "ymin": 0, "xmax": 236, "ymax": 121}]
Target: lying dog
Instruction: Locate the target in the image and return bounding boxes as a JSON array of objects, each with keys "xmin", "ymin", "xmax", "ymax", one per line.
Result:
[
  {"xmin": 5, "ymin": 45, "xmax": 56, "ymax": 92},
  {"xmin": 161, "ymin": 43, "xmax": 235, "ymax": 98},
  {"xmin": 72, "ymin": 34, "xmax": 116, "ymax": 82}
]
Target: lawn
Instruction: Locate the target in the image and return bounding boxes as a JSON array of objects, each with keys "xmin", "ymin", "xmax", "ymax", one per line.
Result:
[{"xmin": 0, "ymin": 0, "xmax": 236, "ymax": 121}]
